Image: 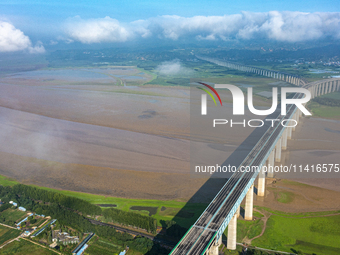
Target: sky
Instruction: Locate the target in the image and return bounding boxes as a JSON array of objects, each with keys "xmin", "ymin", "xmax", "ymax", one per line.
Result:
[{"xmin": 1, "ymin": 0, "xmax": 340, "ymax": 53}]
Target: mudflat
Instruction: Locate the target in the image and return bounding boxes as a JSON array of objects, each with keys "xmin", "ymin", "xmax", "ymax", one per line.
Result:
[{"xmin": 0, "ymin": 68, "xmax": 339, "ymax": 202}]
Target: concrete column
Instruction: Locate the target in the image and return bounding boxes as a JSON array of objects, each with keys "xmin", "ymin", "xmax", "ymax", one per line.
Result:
[
  {"xmin": 282, "ymin": 129, "xmax": 288, "ymax": 150},
  {"xmin": 236, "ymin": 205, "xmax": 240, "ymax": 218},
  {"xmin": 257, "ymin": 166, "xmax": 266, "ymax": 197},
  {"xmin": 310, "ymin": 87, "xmax": 314, "ymax": 99},
  {"xmin": 275, "ymin": 138, "xmax": 282, "ymax": 162},
  {"xmin": 267, "ymin": 150, "xmax": 275, "ymax": 178},
  {"xmin": 245, "ymin": 184, "xmax": 254, "ymax": 220},
  {"xmin": 292, "ymin": 112, "xmax": 297, "ymax": 131},
  {"xmin": 322, "ymin": 83, "xmax": 325, "ymax": 95},
  {"xmin": 287, "ymin": 126, "xmax": 292, "ymax": 139},
  {"xmin": 296, "ymin": 110, "xmax": 300, "ymax": 121},
  {"xmin": 227, "ymin": 213, "xmax": 237, "ymax": 250},
  {"xmin": 209, "ymin": 236, "xmax": 222, "ymax": 255}
]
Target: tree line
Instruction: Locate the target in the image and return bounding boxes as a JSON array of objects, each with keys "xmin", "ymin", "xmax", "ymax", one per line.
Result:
[{"xmin": 103, "ymin": 208, "xmax": 157, "ymax": 234}]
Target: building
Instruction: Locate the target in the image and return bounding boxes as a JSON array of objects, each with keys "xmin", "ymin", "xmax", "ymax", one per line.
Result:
[
  {"xmin": 18, "ymin": 207, "xmax": 26, "ymax": 212},
  {"xmin": 49, "ymin": 242, "xmax": 58, "ymax": 249},
  {"xmin": 52, "ymin": 230, "xmax": 79, "ymax": 245},
  {"xmin": 9, "ymin": 201, "xmax": 18, "ymax": 207}
]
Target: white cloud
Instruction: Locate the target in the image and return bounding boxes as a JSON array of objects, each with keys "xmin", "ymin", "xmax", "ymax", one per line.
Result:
[
  {"xmin": 0, "ymin": 21, "xmax": 45, "ymax": 53},
  {"xmin": 65, "ymin": 16, "xmax": 133, "ymax": 43},
  {"xmin": 64, "ymin": 12, "xmax": 340, "ymax": 44},
  {"xmin": 156, "ymin": 60, "xmax": 194, "ymax": 76}
]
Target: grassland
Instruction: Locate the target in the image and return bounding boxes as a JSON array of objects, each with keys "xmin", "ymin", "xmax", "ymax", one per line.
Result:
[
  {"xmin": 0, "ymin": 225, "xmax": 20, "ymax": 245},
  {"xmin": 220, "ymin": 207, "xmax": 340, "ymax": 255},
  {"xmin": 250, "ymin": 207, "xmax": 340, "ymax": 255},
  {"xmin": 307, "ymin": 101, "xmax": 340, "ymax": 119},
  {"xmin": 319, "ymin": 91, "xmax": 340, "ymax": 100},
  {"xmin": 0, "ymin": 239, "xmax": 56, "ymax": 255}
]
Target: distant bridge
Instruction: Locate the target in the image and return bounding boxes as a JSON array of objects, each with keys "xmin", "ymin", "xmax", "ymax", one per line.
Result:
[{"xmin": 170, "ymin": 57, "xmax": 340, "ymax": 255}]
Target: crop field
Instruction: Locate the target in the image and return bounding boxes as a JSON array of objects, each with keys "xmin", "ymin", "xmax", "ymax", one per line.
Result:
[
  {"xmin": 0, "ymin": 209, "xmax": 28, "ymax": 226},
  {"xmin": 0, "ymin": 225, "xmax": 20, "ymax": 245},
  {"xmin": 0, "ymin": 239, "xmax": 56, "ymax": 255}
]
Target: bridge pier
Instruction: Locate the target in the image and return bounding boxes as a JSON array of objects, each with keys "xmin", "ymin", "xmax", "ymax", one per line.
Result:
[
  {"xmin": 275, "ymin": 138, "xmax": 282, "ymax": 162},
  {"xmin": 236, "ymin": 205, "xmax": 240, "ymax": 218},
  {"xmin": 227, "ymin": 213, "xmax": 237, "ymax": 250},
  {"xmin": 245, "ymin": 184, "xmax": 254, "ymax": 220},
  {"xmin": 267, "ymin": 150, "xmax": 275, "ymax": 178},
  {"xmin": 257, "ymin": 166, "xmax": 266, "ymax": 196},
  {"xmin": 282, "ymin": 129, "xmax": 288, "ymax": 150},
  {"xmin": 208, "ymin": 236, "xmax": 222, "ymax": 255}
]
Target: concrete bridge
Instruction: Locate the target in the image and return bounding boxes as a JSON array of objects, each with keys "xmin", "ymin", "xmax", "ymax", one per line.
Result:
[
  {"xmin": 170, "ymin": 57, "xmax": 340, "ymax": 255},
  {"xmin": 196, "ymin": 55, "xmax": 308, "ymax": 87}
]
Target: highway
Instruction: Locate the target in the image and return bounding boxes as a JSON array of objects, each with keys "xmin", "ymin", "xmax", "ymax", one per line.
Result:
[{"xmin": 170, "ymin": 92, "xmax": 301, "ymax": 255}]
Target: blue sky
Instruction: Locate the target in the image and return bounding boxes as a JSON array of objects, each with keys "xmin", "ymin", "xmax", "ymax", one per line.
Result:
[
  {"xmin": 2, "ymin": 0, "xmax": 340, "ymax": 22},
  {"xmin": 1, "ymin": 0, "xmax": 340, "ymax": 53}
]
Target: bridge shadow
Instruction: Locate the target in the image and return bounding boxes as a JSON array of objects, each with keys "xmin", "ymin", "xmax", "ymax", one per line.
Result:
[{"xmin": 146, "ymin": 110, "xmax": 281, "ymax": 254}]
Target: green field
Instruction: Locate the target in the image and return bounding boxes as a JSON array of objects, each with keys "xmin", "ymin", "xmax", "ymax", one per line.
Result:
[
  {"xmin": 307, "ymin": 101, "xmax": 340, "ymax": 119},
  {"xmin": 220, "ymin": 206, "xmax": 340, "ymax": 255},
  {"xmin": 85, "ymin": 236, "xmax": 124, "ymax": 255},
  {"xmin": 0, "ymin": 225, "xmax": 20, "ymax": 245},
  {"xmin": 0, "ymin": 209, "xmax": 28, "ymax": 226},
  {"xmin": 251, "ymin": 208, "xmax": 340, "ymax": 255},
  {"xmin": 223, "ymin": 217, "xmax": 263, "ymax": 243},
  {"xmin": 0, "ymin": 239, "xmax": 56, "ymax": 255},
  {"xmin": 319, "ymin": 91, "xmax": 340, "ymax": 100}
]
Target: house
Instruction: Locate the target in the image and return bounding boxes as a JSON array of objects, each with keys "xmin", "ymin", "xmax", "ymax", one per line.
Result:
[
  {"xmin": 18, "ymin": 207, "xmax": 26, "ymax": 212},
  {"xmin": 9, "ymin": 201, "xmax": 18, "ymax": 207},
  {"xmin": 22, "ymin": 229, "xmax": 34, "ymax": 237}
]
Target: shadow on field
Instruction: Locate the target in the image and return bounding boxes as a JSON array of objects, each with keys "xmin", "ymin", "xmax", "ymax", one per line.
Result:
[{"xmin": 147, "ymin": 109, "xmax": 281, "ymax": 254}]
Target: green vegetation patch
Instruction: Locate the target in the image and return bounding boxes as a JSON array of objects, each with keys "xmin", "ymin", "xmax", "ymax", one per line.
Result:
[
  {"xmin": 130, "ymin": 206, "xmax": 158, "ymax": 216},
  {"xmin": 275, "ymin": 191, "xmax": 295, "ymax": 204},
  {"xmin": 0, "ymin": 176, "xmax": 18, "ymax": 187},
  {"xmin": 0, "ymin": 239, "xmax": 56, "ymax": 255},
  {"xmin": 0, "ymin": 209, "xmax": 27, "ymax": 226},
  {"xmin": 86, "ymin": 237, "xmax": 123, "ymax": 255},
  {"xmin": 252, "ymin": 213, "xmax": 340, "ymax": 254},
  {"xmin": 307, "ymin": 101, "xmax": 340, "ymax": 119},
  {"xmin": 0, "ymin": 225, "xmax": 20, "ymax": 244},
  {"xmin": 247, "ymin": 220, "xmax": 264, "ymax": 239}
]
